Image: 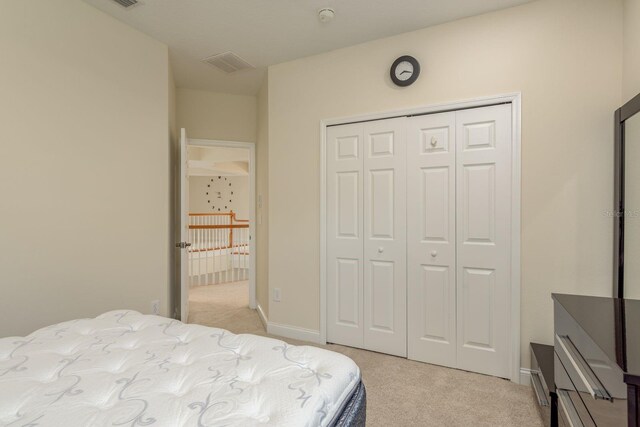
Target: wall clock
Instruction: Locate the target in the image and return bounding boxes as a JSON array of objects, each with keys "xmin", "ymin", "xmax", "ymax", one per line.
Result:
[
  {"xmin": 206, "ymin": 176, "xmax": 233, "ymax": 212},
  {"xmin": 390, "ymin": 55, "xmax": 420, "ymax": 87}
]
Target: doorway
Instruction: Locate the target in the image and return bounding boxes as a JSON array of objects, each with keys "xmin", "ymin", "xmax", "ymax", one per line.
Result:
[{"xmin": 179, "ymin": 131, "xmax": 256, "ymax": 324}]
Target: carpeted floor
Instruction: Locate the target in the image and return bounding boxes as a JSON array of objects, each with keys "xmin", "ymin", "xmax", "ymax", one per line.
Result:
[{"xmin": 189, "ymin": 281, "xmax": 542, "ymax": 427}]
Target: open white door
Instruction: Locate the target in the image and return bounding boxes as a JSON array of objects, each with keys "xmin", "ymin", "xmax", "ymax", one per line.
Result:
[{"xmin": 179, "ymin": 128, "xmax": 190, "ymax": 322}]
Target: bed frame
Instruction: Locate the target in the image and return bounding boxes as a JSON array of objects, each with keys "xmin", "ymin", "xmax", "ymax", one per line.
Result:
[{"xmin": 334, "ymin": 381, "xmax": 366, "ymax": 426}]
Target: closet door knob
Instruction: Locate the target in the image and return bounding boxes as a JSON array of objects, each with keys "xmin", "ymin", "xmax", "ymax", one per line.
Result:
[
  {"xmin": 430, "ymin": 250, "xmax": 437, "ymax": 257},
  {"xmin": 378, "ymin": 247, "xmax": 384, "ymax": 253}
]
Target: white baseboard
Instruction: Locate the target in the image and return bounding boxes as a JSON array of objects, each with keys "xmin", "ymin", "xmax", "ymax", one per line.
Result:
[
  {"xmin": 255, "ymin": 302, "xmax": 533, "ymax": 381},
  {"xmin": 520, "ymin": 367, "xmax": 532, "ymax": 385},
  {"xmin": 255, "ymin": 303, "xmax": 532, "ymax": 383},
  {"xmin": 254, "ymin": 304, "xmax": 321, "ymax": 344},
  {"xmin": 256, "ymin": 303, "xmax": 268, "ymax": 330},
  {"xmin": 267, "ymin": 321, "xmax": 322, "ymax": 344}
]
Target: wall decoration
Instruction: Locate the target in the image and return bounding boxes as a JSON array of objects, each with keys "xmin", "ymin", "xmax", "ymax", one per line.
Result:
[
  {"xmin": 207, "ymin": 176, "xmax": 234, "ymax": 212},
  {"xmin": 189, "ymin": 175, "xmax": 249, "ymax": 217},
  {"xmin": 390, "ymin": 55, "xmax": 420, "ymax": 87}
]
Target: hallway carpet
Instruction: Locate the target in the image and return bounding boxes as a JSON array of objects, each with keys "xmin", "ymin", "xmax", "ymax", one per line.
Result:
[{"xmin": 188, "ymin": 281, "xmax": 542, "ymax": 427}]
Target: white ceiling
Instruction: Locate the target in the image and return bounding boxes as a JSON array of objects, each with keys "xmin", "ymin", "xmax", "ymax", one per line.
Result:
[{"xmin": 85, "ymin": 0, "xmax": 533, "ymax": 95}]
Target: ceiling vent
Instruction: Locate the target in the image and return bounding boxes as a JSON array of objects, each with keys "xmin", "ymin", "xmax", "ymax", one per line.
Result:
[
  {"xmin": 110, "ymin": 0, "xmax": 138, "ymax": 8},
  {"xmin": 202, "ymin": 52, "xmax": 255, "ymax": 74}
]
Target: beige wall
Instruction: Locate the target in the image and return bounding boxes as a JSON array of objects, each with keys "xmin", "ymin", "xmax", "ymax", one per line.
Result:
[
  {"xmin": 169, "ymin": 66, "xmax": 178, "ymax": 148},
  {"xmin": 176, "ymin": 89, "xmax": 257, "ymax": 142},
  {"xmin": 256, "ymin": 80, "xmax": 270, "ymax": 316},
  {"xmin": 624, "ymin": 0, "xmax": 640, "ymax": 102},
  {"xmin": 266, "ymin": 0, "xmax": 623, "ymax": 368},
  {"xmin": 0, "ymin": 0, "xmax": 171, "ymax": 337}
]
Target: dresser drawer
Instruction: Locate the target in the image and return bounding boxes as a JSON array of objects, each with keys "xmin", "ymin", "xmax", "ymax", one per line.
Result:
[
  {"xmin": 554, "ymin": 301, "xmax": 628, "ymax": 426},
  {"xmin": 531, "ymin": 343, "xmax": 557, "ymax": 426},
  {"xmin": 555, "ymin": 352, "xmax": 596, "ymax": 426}
]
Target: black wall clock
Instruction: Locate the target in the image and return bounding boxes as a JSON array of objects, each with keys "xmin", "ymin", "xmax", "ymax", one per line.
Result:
[
  {"xmin": 390, "ymin": 55, "xmax": 420, "ymax": 87},
  {"xmin": 207, "ymin": 176, "xmax": 234, "ymax": 212}
]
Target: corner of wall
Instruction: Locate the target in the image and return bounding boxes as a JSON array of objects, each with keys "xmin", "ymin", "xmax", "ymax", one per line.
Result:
[
  {"xmin": 256, "ymin": 74, "xmax": 270, "ymax": 318},
  {"xmin": 623, "ymin": 0, "xmax": 640, "ymax": 101}
]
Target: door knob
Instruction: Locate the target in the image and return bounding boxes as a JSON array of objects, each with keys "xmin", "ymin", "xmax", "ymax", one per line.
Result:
[
  {"xmin": 430, "ymin": 137, "xmax": 438, "ymax": 147},
  {"xmin": 378, "ymin": 247, "xmax": 384, "ymax": 253},
  {"xmin": 430, "ymin": 250, "xmax": 437, "ymax": 257}
]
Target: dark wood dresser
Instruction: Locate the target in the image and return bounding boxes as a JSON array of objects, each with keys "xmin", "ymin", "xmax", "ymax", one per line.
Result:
[
  {"xmin": 531, "ymin": 342, "xmax": 558, "ymax": 426},
  {"xmin": 553, "ymin": 294, "xmax": 640, "ymax": 426}
]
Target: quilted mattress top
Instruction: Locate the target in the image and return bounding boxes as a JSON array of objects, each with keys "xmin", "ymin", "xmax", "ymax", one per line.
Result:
[{"xmin": 0, "ymin": 311, "xmax": 360, "ymax": 426}]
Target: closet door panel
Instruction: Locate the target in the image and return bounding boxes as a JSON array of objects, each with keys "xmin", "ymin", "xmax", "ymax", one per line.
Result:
[
  {"xmin": 455, "ymin": 104, "xmax": 512, "ymax": 379},
  {"xmin": 406, "ymin": 112, "xmax": 457, "ymax": 367},
  {"xmin": 370, "ymin": 169, "xmax": 395, "ymax": 238},
  {"xmin": 363, "ymin": 118, "xmax": 407, "ymax": 357},
  {"xmin": 336, "ymin": 258, "xmax": 359, "ymax": 326},
  {"xmin": 422, "ymin": 167, "xmax": 450, "ymax": 242},
  {"xmin": 370, "ymin": 260, "xmax": 395, "ymax": 331},
  {"xmin": 327, "ymin": 123, "xmax": 364, "ymax": 348}
]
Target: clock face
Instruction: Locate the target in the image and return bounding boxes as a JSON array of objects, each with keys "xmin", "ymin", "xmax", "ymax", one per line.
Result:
[
  {"xmin": 390, "ymin": 55, "xmax": 420, "ymax": 87},
  {"xmin": 206, "ymin": 176, "xmax": 234, "ymax": 212},
  {"xmin": 395, "ymin": 61, "xmax": 414, "ymax": 81}
]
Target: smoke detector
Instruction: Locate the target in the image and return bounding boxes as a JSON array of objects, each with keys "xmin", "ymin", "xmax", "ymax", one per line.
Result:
[
  {"xmin": 202, "ymin": 52, "xmax": 255, "ymax": 74},
  {"xmin": 318, "ymin": 8, "xmax": 335, "ymax": 23}
]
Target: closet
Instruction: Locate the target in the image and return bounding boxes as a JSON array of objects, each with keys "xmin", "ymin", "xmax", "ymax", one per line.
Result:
[{"xmin": 326, "ymin": 104, "xmax": 512, "ymax": 379}]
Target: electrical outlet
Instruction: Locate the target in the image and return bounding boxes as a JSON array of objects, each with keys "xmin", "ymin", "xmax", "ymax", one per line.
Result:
[
  {"xmin": 151, "ymin": 299, "xmax": 160, "ymax": 315},
  {"xmin": 273, "ymin": 288, "xmax": 281, "ymax": 302}
]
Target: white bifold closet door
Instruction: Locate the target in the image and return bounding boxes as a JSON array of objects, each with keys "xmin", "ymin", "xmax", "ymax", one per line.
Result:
[
  {"xmin": 407, "ymin": 104, "xmax": 512, "ymax": 378},
  {"xmin": 328, "ymin": 103, "xmax": 511, "ymax": 378},
  {"xmin": 455, "ymin": 104, "xmax": 511, "ymax": 378},
  {"xmin": 406, "ymin": 112, "xmax": 457, "ymax": 368},
  {"xmin": 363, "ymin": 118, "xmax": 406, "ymax": 357},
  {"xmin": 327, "ymin": 118, "xmax": 407, "ymax": 357},
  {"xmin": 327, "ymin": 123, "xmax": 365, "ymax": 348}
]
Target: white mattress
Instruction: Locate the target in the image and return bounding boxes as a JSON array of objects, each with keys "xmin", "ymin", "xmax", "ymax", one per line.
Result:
[{"xmin": 0, "ymin": 311, "xmax": 360, "ymax": 426}]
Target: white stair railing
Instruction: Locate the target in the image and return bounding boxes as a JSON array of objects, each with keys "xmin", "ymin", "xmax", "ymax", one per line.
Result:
[{"xmin": 187, "ymin": 212, "xmax": 249, "ymax": 286}]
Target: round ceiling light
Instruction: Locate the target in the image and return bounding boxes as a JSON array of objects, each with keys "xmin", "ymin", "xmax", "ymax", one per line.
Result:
[{"xmin": 318, "ymin": 8, "xmax": 335, "ymax": 23}]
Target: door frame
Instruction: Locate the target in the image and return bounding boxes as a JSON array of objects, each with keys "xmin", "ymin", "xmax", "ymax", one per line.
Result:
[
  {"xmin": 319, "ymin": 92, "xmax": 522, "ymax": 383},
  {"xmin": 183, "ymin": 138, "xmax": 257, "ymax": 310}
]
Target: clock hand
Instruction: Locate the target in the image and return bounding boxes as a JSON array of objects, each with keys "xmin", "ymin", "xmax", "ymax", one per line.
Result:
[{"xmin": 399, "ymin": 70, "xmax": 412, "ymax": 75}]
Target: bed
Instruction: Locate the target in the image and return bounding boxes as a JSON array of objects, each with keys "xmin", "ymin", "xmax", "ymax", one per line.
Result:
[{"xmin": 0, "ymin": 311, "xmax": 366, "ymax": 426}]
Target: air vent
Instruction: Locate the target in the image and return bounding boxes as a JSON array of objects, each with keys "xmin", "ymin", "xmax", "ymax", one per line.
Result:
[
  {"xmin": 110, "ymin": 0, "xmax": 138, "ymax": 8},
  {"xmin": 202, "ymin": 52, "xmax": 255, "ymax": 73}
]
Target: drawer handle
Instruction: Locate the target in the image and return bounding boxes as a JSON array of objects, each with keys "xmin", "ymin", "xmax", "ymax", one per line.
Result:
[
  {"xmin": 555, "ymin": 334, "xmax": 611, "ymax": 401},
  {"xmin": 530, "ymin": 371, "xmax": 549, "ymax": 407},
  {"xmin": 558, "ymin": 389, "xmax": 584, "ymax": 427}
]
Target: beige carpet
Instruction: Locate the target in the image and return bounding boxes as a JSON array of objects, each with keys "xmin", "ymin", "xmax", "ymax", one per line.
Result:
[{"xmin": 189, "ymin": 281, "xmax": 542, "ymax": 427}]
